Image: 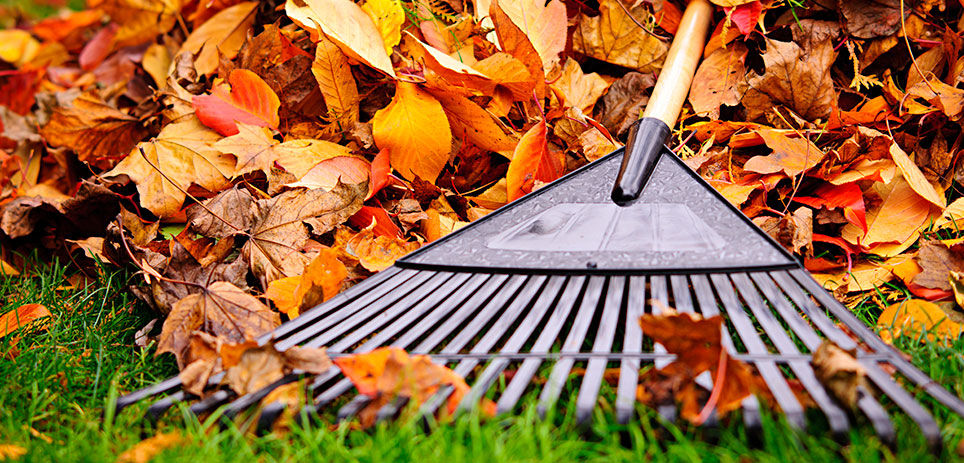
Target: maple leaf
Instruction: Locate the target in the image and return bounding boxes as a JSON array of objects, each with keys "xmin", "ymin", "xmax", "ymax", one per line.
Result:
[
  {"xmin": 312, "ymin": 35, "xmax": 360, "ymax": 123},
  {"xmin": 334, "ymin": 347, "xmax": 489, "ymax": 427},
  {"xmin": 572, "ymin": 0, "xmax": 669, "ymax": 72},
  {"xmin": 506, "ymin": 119, "xmax": 563, "ymax": 201},
  {"xmin": 743, "ymin": 129, "xmax": 825, "ymax": 177},
  {"xmin": 178, "ymin": 1, "xmax": 258, "ymax": 76},
  {"xmin": 194, "ymin": 69, "xmax": 281, "ymax": 136},
  {"xmin": 212, "ymin": 124, "xmax": 356, "ymax": 179},
  {"xmin": 550, "ymin": 58, "xmax": 610, "ymax": 115},
  {"xmin": 498, "ymin": 0, "xmax": 567, "ymax": 70},
  {"xmin": 344, "ymin": 227, "xmax": 419, "ymax": 272},
  {"xmin": 40, "ymin": 91, "xmax": 148, "ymax": 169},
  {"xmin": 372, "ymin": 81, "xmax": 453, "ymax": 182},
  {"xmin": 157, "ymin": 281, "xmax": 281, "ymax": 368},
  {"xmin": 285, "ymin": 0, "xmax": 397, "ymax": 78},
  {"xmin": 265, "ymin": 247, "xmax": 347, "ymax": 317},
  {"xmin": 104, "ymin": 117, "xmax": 233, "ymax": 218},
  {"xmin": 688, "ymin": 43, "xmax": 748, "ymax": 119}
]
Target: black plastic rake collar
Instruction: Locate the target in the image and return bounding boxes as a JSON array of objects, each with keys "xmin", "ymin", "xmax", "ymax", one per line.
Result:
[{"xmin": 115, "ymin": 141, "xmax": 964, "ymax": 451}]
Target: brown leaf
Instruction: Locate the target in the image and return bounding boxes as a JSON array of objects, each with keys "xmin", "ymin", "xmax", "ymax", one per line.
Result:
[
  {"xmin": 838, "ymin": 0, "xmax": 900, "ymax": 39},
  {"xmin": 157, "ymin": 281, "xmax": 280, "ymax": 368},
  {"xmin": 912, "ymin": 240, "xmax": 964, "ymax": 291},
  {"xmin": 572, "ymin": 0, "xmax": 669, "ymax": 72},
  {"xmin": 550, "ymin": 58, "xmax": 610, "ymax": 115},
  {"xmin": 178, "ymin": 2, "xmax": 258, "ymax": 76},
  {"xmin": 116, "ymin": 432, "xmax": 184, "ymax": 463},
  {"xmin": 40, "ymin": 91, "xmax": 148, "ymax": 169},
  {"xmin": 742, "ymin": 38, "xmax": 836, "ymax": 122},
  {"xmin": 688, "ymin": 43, "xmax": 747, "ymax": 119},
  {"xmin": 265, "ymin": 247, "xmax": 347, "ymax": 317},
  {"xmin": 593, "ymin": 71, "xmax": 655, "ymax": 139},
  {"xmin": 753, "ymin": 207, "xmax": 812, "ymax": 255},
  {"xmin": 224, "ymin": 343, "xmax": 287, "ymax": 395},
  {"xmin": 812, "ymin": 340, "xmax": 866, "ymax": 409}
]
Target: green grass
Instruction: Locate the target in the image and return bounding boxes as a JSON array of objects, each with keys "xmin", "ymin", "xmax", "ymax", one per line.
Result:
[{"xmin": 1, "ymin": 262, "xmax": 963, "ymax": 462}]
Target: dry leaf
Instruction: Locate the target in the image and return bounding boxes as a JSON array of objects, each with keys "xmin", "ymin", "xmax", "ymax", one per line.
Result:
[
  {"xmin": 744, "ymin": 129, "xmax": 825, "ymax": 177},
  {"xmin": 345, "ymin": 228, "xmax": 419, "ymax": 272},
  {"xmin": 178, "ymin": 2, "xmax": 258, "ymax": 76},
  {"xmin": 361, "ymin": 0, "xmax": 405, "ymax": 56},
  {"xmin": 265, "ymin": 247, "xmax": 347, "ymax": 317},
  {"xmin": 372, "ymin": 81, "xmax": 452, "ymax": 182},
  {"xmin": 0, "ymin": 304, "xmax": 52, "ymax": 339},
  {"xmin": 312, "ymin": 36, "xmax": 360, "ymax": 123},
  {"xmin": 193, "ymin": 69, "xmax": 281, "ymax": 136},
  {"xmin": 286, "ymin": 0, "xmax": 397, "ymax": 77},
  {"xmin": 743, "ymin": 38, "xmax": 835, "ymax": 122},
  {"xmin": 506, "ymin": 119, "xmax": 563, "ymax": 200},
  {"xmin": 115, "ymin": 432, "xmax": 184, "ymax": 463},
  {"xmin": 40, "ymin": 91, "xmax": 148, "ymax": 169},
  {"xmin": 878, "ymin": 299, "xmax": 964, "ymax": 345},
  {"xmin": 689, "ymin": 43, "xmax": 747, "ymax": 119},
  {"xmin": 812, "ymin": 340, "xmax": 866, "ymax": 409},
  {"xmin": 498, "ymin": 0, "xmax": 567, "ymax": 70},
  {"xmin": 572, "ymin": 0, "xmax": 669, "ymax": 72}
]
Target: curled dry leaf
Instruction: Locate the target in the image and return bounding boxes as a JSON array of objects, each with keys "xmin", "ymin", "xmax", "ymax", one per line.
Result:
[
  {"xmin": 811, "ymin": 340, "xmax": 866, "ymax": 409},
  {"xmin": 345, "ymin": 227, "xmax": 419, "ymax": 272},
  {"xmin": 223, "ymin": 342, "xmax": 332, "ymax": 395},
  {"xmin": 194, "ymin": 69, "xmax": 281, "ymax": 137},
  {"xmin": 0, "ymin": 303, "xmax": 52, "ymax": 338},
  {"xmin": 178, "ymin": 2, "xmax": 258, "ymax": 76},
  {"xmin": 506, "ymin": 119, "xmax": 563, "ymax": 201},
  {"xmin": 688, "ymin": 43, "xmax": 747, "ymax": 119},
  {"xmin": 497, "ymin": 0, "xmax": 567, "ymax": 70},
  {"xmin": 744, "ymin": 129, "xmax": 825, "ymax": 177},
  {"xmin": 39, "ymin": 91, "xmax": 148, "ymax": 169},
  {"xmin": 285, "ymin": 0, "xmax": 396, "ymax": 78}
]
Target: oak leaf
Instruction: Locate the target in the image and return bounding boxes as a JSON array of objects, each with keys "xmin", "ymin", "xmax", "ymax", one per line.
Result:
[
  {"xmin": 157, "ymin": 281, "xmax": 280, "ymax": 368},
  {"xmin": 178, "ymin": 1, "xmax": 258, "ymax": 76},
  {"xmin": 193, "ymin": 69, "xmax": 281, "ymax": 136},
  {"xmin": 506, "ymin": 119, "xmax": 562, "ymax": 201},
  {"xmin": 104, "ymin": 117, "xmax": 232, "ymax": 218},
  {"xmin": 572, "ymin": 0, "xmax": 669, "ymax": 72},
  {"xmin": 265, "ymin": 247, "xmax": 347, "ymax": 317},
  {"xmin": 372, "ymin": 81, "xmax": 452, "ymax": 182},
  {"xmin": 285, "ymin": 0, "xmax": 396, "ymax": 77},
  {"xmin": 40, "ymin": 91, "xmax": 148, "ymax": 169}
]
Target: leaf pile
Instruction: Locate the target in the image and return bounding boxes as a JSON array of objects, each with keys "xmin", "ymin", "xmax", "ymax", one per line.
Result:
[{"xmin": 2, "ymin": 0, "xmax": 964, "ymax": 426}]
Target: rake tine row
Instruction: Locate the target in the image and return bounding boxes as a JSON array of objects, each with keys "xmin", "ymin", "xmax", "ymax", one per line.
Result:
[{"xmin": 116, "ymin": 270, "xmax": 963, "ymax": 450}]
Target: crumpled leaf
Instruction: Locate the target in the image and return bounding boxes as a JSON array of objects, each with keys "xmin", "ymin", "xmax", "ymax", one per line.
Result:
[
  {"xmin": 104, "ymin": 117, "xmax": 232, "ymax": 218},
  {"xmin": 285, "ymin": 0, "xmax": 396, "ymax": 78},
  {"xmin": 838, "ymin": 0, "xmax": 900, "ymax": 39},
  {"xmin": 265, "ymin": 247, "xmax": 347, "ymax": 317},
  {"xmin": 812, "ymin": 340, "xmax": 866, "ymax": 409},
  {"xmin": 372, "ymin": 81, "xmax": 452, "ymax": 182},
  {"xmin": 194, "ymin": 69, "xmax": 281, "ymax": 136},
  {"xmin": 345, "ymin": 227, "xmax": 419, "ymax": 272},
  {"xmin": 743, "ymin": 38, "xmax": 836, "ymax": 122},
  {"xmin": 178, "ymin": 2, "xmax": 258, "ymax": 76},
  {"xmin": 911, "ymin": 240, "xmax": 964, "ymax": 292},
  {"xmin": 223, "ymin": 342, "xmax": 331, "ymax": 395},
  {"xmin": 688, "ymin": 42, "xmax": 747, "ymax": 119},
  {"xmin": 39, "ymin": 91, "xmax": 148, "ymax": 169},
  {"xmin": 157, "ymin": 281, "xmax": 281, "ymax": 368},
  {"xmin": 572, "ymin": 0, "xmax": 669, "ymax": 72}
]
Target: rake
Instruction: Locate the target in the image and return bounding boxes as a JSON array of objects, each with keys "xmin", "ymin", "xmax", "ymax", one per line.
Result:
[{"xmin": 115, "ymin": 0, "xmax": 964, "ymax": 449}]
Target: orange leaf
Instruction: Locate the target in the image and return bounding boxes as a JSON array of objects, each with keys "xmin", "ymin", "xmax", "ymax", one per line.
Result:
[
  {"xmin": 265, "ymin": 248, "xmax": 347, "ymax": 317},
  {"xmin": 368, "ymin": 149, "xmax": 391, "ymax": 198},
  {"xmin": 506, "ymin": 119, "xmax": 563, "ymax": 201},
  {"xmin": 285, "ymin": 156, "xmax": 370, "ymax": 191},
  {"xmin": 497, "ymin": 0, "xmax": 567, "ymax": 70},
  {"xmin": 349, "ymin": 206, "xmax": 402, "ymax": 238},
  {"xmin": 490, "ymin": 0, "xmax": 546, "ymax": 100},
  {"xmin": 878, "ymin": 299, "xmax": 964, "ymax": 346},
  {"xmin": 0, "ymin": 303, "xmax": 52, "ymax": 339},
  {"xmin": 372, "ymin": 81, "xmax": 452, "ymax": 182},
  {"xmin": 744, "ymin": 129, "xmax": 825, "ymax": 177},
  {"xmin": 346, "ymin": 228, "xmax": 419, "ymax": 271},
  {"xmin": 193, "ymin": 69, "xmax": 281, "ymax": 136},
  {"xmin": 890, "ymin": 142, "xmax": 945, "ymax": 208}
]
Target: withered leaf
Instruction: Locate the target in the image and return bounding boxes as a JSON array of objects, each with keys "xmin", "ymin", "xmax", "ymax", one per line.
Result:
[
  {"xmin": 39, "ymin": 91, "xmax": 148, "ymax": 169},
  {"xmin": 572, "ymin": 0, "xmax": 669, "ymax": 72},
  {"xmin": 812, "ymin": 340, "xmax": 866, "ymax": 409},
  {"xmin": 688, "ymin": 43, "xmax": 747, "ymax": 119},
  {"xmin": 743, "ymin": 38, "xmax": 836, "ymax": 122}
]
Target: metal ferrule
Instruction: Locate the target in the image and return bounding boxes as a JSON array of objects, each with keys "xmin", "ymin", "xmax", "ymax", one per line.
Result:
[{"xmin": 611, "ymin": 117, "xmax": 672, "ymax": 206}]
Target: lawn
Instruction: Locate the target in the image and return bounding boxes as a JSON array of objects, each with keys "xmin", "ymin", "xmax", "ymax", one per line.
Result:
[{"xmin": 1, "ymin": 261, "xmax": 963, "ymax": 462}]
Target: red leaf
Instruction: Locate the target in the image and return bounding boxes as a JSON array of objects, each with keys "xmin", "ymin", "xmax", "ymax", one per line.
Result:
[
  {"xmin": 368, "ymin": 149, "xmax": 391, "ymax": 199},
  {"xmin": 349, "ymin": 206, "xmax": 403, "ymax": 238},
  {"xmin": 193, "ymin": 69, "xmax": 281, "ymax": 136},
  {"xmin": 906, "ymin": 283, "xmax": 953, "ymax": 301},
  {"xmin": 794, "ymin": 182, "xmax": 867, "ymax": 233},
  {"xmin": 724, "ymin": 1, "xmax": 762, "ymax": 36},
  {"xmin": 506, "ymin": 120, "xmax": 563, "ymax": 201},
  {"xmin": 78, "ymin": 23, "xmax": 118, "ymax": 71}
]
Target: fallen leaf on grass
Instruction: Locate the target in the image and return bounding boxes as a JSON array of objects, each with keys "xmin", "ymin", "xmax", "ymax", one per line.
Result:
[
  {"xmin": 0, "ymin": 304, "xmax": 52, "ymax": 339},
  {"xmin": 334, "ymin": 347, "xmax": 490, "ymax": 427},
  {"xmin": 877, "ymin": 299, "xmax": 964, "ymax": 346},
  {"xmin": 812, "ymin": 340, "xmax": 866, "ymax": 409},
  {"xmin": 115, "ymin": 432, "xmax": 184, "ymax": 463},
  {"xmin": 0, "ymin": 443, "xmax": 26, "ymax": 460}
]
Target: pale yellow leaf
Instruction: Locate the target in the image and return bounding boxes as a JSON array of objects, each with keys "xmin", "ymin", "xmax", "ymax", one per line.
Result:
[
  {"xmin": 361, "ymin": 0, "xmax": 405, "ymax": 55},
  {"xmin": 286, "ymin": 0, "xmax": 396, "ymax": 77},
  {"xmin": 890, "ymin": 142, "xmax": 946, "ymax": 208}
]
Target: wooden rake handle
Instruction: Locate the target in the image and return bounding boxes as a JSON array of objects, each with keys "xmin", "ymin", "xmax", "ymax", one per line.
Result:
[{"xmin": 611, "ymin": 0, "xmax": 713, "ymax": 205}]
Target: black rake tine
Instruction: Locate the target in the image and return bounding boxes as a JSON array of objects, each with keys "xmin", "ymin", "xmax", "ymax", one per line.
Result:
[
  {"xmin": 862, "ymin": 360, "xmax": 942, "ymax": 450},
  {"xmin": 615, "ymin": 276, "xmax": 646, "ymax": 424},
  {"xmin": 790, "ymin": 269, "xmax": 964, "ymax": 418},
  {"xmin": 337, "ymin": 395, "xmax": 372, "ymax": 422},
  {"xmin": 115, "ymin": 376, "xmax": 184, "ymax": 414},
  {"xmin": 496, "ymin": 276, "xmax": 588, "ymax": 415},
  {"xmin": 575, "ymin": 276, "xmax": 625, "ymax": 425},
  {"xmin": 739, "ymin": 272, "xmax": 850, "ymax": 437},
  {"xmin": 457, "ymin": 276, "xmax": 569, "ymax": 415},
  {"xmin": 710, "ymin": 274, "xmax": 806, "ymax": 429},
  {"xmin": 537, "ymin": 276, "xmax": 606, "ymax": 418}
]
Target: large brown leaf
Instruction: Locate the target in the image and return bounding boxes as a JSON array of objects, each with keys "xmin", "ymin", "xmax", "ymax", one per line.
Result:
[
  {"xmin": 742, "ymin": 38, "xmax": 836, "ymax": 122},
  {"xmin": 40, "ymin": 91, "xmax": 148, "ymax": 169},
  {"xmin": 572, "ymin": 0, "xmax": 669, "ymax": 72}
]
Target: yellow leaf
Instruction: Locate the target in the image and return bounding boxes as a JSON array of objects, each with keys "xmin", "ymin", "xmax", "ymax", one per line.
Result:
[
  {"xmin": 890, "ymin": 142, "xmax": 945, "ymax": 208},
  {"xmin": 878, "ymin": 299, "xmax": 964, "ymax": 345},
  {"xmin": 274, "ymin": 140, "xmax": 354, "ymax": 179},
  {"xmin": 179, "ymin": 2, "xmax": 258, "ymax": 76},
  {"xmin": 312, "ymin": 36, "xmax": 360, "ymax": 123},
  {"xmin": 426, "ymin": 88, "xmax": 517, "ymax": 156},
  {"xmin": 91, "ymin": 0, "xmax": 180, "ymax": 50},
  {"xmin": 361, "ymin": 0, "xmax": 405, "ymax": 56},
  {"xmin": 372, "ymin": 81, "xmax": 452, "ymax": 181},
  {"xmin": 0, "ymin": 30, "xmax": 40, "ymax": 66},
  {"xmin": 550, "ymin": 58, "xmax": 610, "ymax": 115},
  {"xmin": 141, "ymin": 43, "xmax": 172, "ymax": 86},
  {"xmin": 841, "ymin": 176, "xmax": 938, "ymax": 248},
  {"xmin": 286, "ymin": 0, "xmax": 396, "ymax": 77},
  {"xmin": 935, "ymin": 197, "xmax": 964, "ymax": 230},
  {"xmin": 104, "ymin": 117, "xmax": 233, "ymax": 218},
  {"xmin": 116, "ymin": 432, "xmax": 184, "ymax": 463},
  {"xmin": 0, "ymin": 257, "xmax": 19, "ymax": 276}
]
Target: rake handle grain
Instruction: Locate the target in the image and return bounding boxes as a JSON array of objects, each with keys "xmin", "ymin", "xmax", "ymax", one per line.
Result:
[{"xmin": 611, "ymin": 0, "xmax": 713, "ymax": 205}]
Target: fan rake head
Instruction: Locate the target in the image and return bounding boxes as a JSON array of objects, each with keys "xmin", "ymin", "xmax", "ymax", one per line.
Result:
[{"xmin": 115, "ymin": 150, "xmax": 964, "ymax": 450}]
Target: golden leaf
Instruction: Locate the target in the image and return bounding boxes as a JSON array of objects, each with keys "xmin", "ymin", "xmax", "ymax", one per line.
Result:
[
  {"xmin": 179, "ymin": 2, "xmax": 258, "ymax": 76},
  {"xmin": 312, "ymin": 36, "xmax": 360, "ymax": 123},
  {"xmin": 572, "ymin": 0, "xmax": 669, "ymax": 72},
  {"xmin": 361, "ymin": 0, "xmax": 405, "ymax": 55},
  {"xmin": 286, "ymin": 0, "xmax": 396, "ymax": 77},
  {"xmin": 372, "ymin": 81, "xmax": 452, "ymax": 181}
]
